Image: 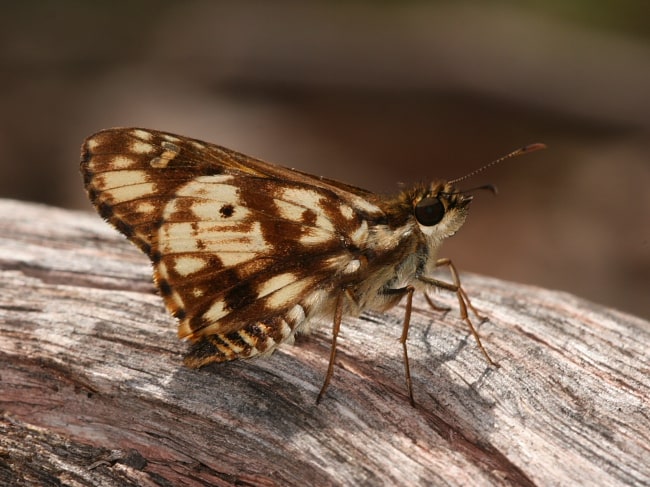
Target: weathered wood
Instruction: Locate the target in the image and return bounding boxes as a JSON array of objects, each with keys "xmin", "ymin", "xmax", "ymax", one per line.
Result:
[{"xmin": 0, "ymin": 198, "xmax": 648, "ymax": 486}]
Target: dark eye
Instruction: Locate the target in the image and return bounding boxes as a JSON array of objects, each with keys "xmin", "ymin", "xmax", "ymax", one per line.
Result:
[{"xmin": 414, "ymin": 197, "xmax": 445, "ymax": 226}]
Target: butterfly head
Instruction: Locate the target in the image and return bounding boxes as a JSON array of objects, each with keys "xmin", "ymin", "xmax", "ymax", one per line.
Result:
[{"xmin": 411, "ymin": 181, "xmax": 472, "ymax": 241}]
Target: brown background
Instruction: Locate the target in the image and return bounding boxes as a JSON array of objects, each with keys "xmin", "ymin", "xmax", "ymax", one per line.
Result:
[{"xmin": 1, "ymin": 1, "xmax": 648, "ymax": 319}]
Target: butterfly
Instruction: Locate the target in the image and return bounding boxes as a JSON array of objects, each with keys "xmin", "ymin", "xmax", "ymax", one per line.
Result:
[{"xmin": 80, "ymin": 127, "xmax": 545, "ymax": 405}]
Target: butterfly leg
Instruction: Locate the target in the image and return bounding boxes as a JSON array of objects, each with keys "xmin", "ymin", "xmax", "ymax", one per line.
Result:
[
  {"xmin": 399, "ymin": 286, "xmax": 416, "ymax": 406},
  {"xmin": 418, "ymin": 258, "xmax": 497, "ymax": 367},
  {"xmin": 380, "ymin": 285, "xmax": 417, "ymax": 406},
  {"xmin": 424, "ymin": 292, "xmax": 451, "ymax": 313},
  {"xmin": 317, "ymin": 290, "xmax": 345, "ymax": 404}
]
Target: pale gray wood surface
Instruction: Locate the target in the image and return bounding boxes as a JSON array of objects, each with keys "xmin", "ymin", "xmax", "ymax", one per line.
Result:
[{"xmin": 1, "ymin": 199, "xmax": 648, "ymax": 486}]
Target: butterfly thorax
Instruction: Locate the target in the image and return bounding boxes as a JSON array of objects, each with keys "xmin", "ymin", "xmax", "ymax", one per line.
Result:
[{"xmin": 342, "ymin": 181, "xmax": 471, "ymax": 315}]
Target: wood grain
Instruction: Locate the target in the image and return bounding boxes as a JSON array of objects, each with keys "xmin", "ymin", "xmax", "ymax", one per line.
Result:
[{"xmin": 1, "ymin": 199, "xmax": 648, "ymax": 486}]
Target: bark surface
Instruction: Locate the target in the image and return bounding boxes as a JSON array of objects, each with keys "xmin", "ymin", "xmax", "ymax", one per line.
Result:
[{"xmin": 1, "ymin": 199, "xmax": 648, "ymax": 486}]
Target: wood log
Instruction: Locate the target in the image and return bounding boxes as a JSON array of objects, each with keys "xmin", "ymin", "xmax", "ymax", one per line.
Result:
[{"xmin": 1, "ymin": 198, "xmax": 648, "ymax": 486}]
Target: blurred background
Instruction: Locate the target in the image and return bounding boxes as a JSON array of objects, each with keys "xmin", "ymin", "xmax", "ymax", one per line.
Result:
[{"xmin": 1, "ymin": 1, "xmax": 648, "ymax": 319}]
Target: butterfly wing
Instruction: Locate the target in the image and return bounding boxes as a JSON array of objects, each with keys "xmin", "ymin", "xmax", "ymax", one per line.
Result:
[{"xmin": 81, "ymin": 127, "xmax": 387, "ymax": 364}]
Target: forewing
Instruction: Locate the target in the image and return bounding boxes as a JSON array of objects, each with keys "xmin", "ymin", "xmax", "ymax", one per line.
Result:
[{"xmin": 80, "ymin": 127, "xmax": 385, "ymax": 342}]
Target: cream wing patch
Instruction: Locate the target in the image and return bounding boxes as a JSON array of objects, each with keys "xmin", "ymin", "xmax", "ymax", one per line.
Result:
[
  {"xmin": 257, "ymin": 273, "xmax": 297, "ymax": 299},
  {"xmin": 96, "ymin": 170, "xmax": 149, "ymax": 190},
  {"xmin": 130, "ymin": 128, "xmax": 153, "ymax": 141},
  {"xmin": 159, "ymin": 221, "xmax": 271, "ymax": 255},
  {"xmin": 276, "ymin": 187, "xmax": 334, "ymax": 232},
  {"xmin": 107, "ymin": 182, "xmax": 156, "ymax": 203},
  {"xmin": 130, "ymin": 141, "xmax": 154, "ymax": 154},
  {"xmin": 92, "ymin": 169, "xmax": 157, "ymax": 204},
  {"xmin": 150, "ymin": 141, "xmax": 181, "ymax": 168},
  {"xmin": 173, "ymin": 256, "xmax": 208, "ymax": 276},
  {"xmin": 110, "ymin": 155, "xmax": 138, "ymax": 169},
  {"xmin": 203, "ymin": 299, "xmax": 229, "ymax": 323}
]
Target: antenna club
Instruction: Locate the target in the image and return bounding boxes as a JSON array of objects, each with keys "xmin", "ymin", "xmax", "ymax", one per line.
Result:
[{"xmin": 521, "ymin": 143, "xmax": 547, "ymax": 153}]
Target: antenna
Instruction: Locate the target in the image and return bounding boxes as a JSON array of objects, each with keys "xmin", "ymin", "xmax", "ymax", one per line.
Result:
[{"xmin": 449, "ymin": 143, "xmax": 547, "ymax": 185}]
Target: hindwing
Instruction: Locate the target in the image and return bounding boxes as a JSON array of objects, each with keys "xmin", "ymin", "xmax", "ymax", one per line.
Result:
[{"xmin": 81, "ymin": 128, "xmax": 387, "ymax": 361}]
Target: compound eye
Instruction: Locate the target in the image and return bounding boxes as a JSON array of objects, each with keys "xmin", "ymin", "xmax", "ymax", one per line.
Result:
[{"xmin": 414, "ymin": 197, "xmax": 445, "ymax": 226}]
